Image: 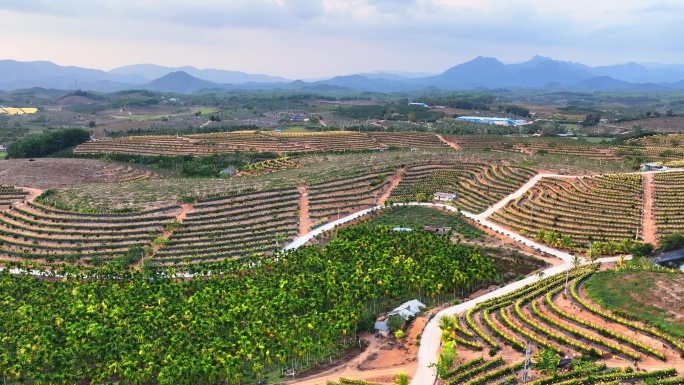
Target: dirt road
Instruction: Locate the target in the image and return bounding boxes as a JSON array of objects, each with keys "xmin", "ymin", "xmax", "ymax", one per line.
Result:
[
  {"xmin": 297, "ymin": 186, "xmax": 310, "ymax": 236},
  {"xmin": 377, "ymin": 168, "xmax": 404, "ymax": 206},
  {"xmin": 436, "ymin": 134, "xmax": 460, "ymax": 150},
  {"xmin": 642, "ymin": 173, "xmax": 657, "ymax": 246}
]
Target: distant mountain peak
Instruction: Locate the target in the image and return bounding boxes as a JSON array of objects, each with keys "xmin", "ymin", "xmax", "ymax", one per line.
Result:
[{"xmin": 144, "ymin": 71, "xmax": 218, "ymax": 93}]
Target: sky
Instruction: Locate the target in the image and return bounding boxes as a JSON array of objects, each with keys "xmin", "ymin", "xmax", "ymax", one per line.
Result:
[{"xmin": 2, "ymin": 0, "xmax": 684, "ymax": 79}]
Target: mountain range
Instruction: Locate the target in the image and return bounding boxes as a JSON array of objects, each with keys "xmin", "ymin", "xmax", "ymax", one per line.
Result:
[{"xmin": 4, "ymin": 56, "xmax": 684, "ymax": 94}]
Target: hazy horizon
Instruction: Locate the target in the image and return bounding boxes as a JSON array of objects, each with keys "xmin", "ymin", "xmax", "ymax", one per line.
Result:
[{"xmin": 2, "ymin": 0, "xmax": 683, "ymax": 79}]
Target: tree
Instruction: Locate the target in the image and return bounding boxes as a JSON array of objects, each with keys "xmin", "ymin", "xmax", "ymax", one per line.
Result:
[
  {"xmin": 536, "ymin": 271, "xmax": 546, "ymax": 280},
  {"xmin": 582, "ymin": 114, "xmax": 601, "ymax": 126},
  {"xmin": 659, "ymin": 232, "xmax": 684, "ymax": 252},
  {"xmin": 7, "ymin": 127, "xmax": 91, "ymax": 158},
  {"xmin": 88, "ymin": 120, "xmax": 97, "ymax": 128},
  {"xmin": 571, "ymin": 255, "xmax": 582, "ymax": 269},
  {"xmin": 395, "ymin": 371, "xmax": 410, "ymax": 385},
  {"xmin": 387, "ymin": 314, "xmax": 406, "ymax": 331},
  {"xmin": 533, "ymin": 348, "xmax": 560, "ymax": 375},
  {"xmin": 436, "ymin": 341, "xmax": 457, "ymax": 378}
]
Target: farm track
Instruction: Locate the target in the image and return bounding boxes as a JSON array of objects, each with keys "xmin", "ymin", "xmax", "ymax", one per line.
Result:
[
  {"xmin": 436, "ymin": 134, "xmax": 461, "ymax": 150},
  {"xmin": 377, "ymin": 168, "xmax": 404, "ymax": 206},
  {"xmin": 147, "ymin": 203, "xmax": 193, "ymax": 261},
  {"xmin": 642, "ymin": 173, "xmax": 657, "ymax": 246},
  {"xmin": 297, "ymin": 186, "xmax": 310, "ymax": 236}
]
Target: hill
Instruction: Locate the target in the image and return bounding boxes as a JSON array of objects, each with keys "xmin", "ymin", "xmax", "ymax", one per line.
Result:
[
  {"xmin": 109, "ymin": 64, "xmax": 289, "ymax": 84},
  {"xmin": 143, "ymin": 71, "xmax": 220, "ymax": 93}
]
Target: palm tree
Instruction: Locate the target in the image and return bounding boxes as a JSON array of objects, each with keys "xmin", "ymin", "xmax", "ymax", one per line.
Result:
[
  {"xmin": 571, "ymin": 255, "xmax": 582, "ymax": 269},
  {"xmin": 439, "ymin": 315, "xmax": 452, "ymax": 332},
  {"xmin": 560, "ymin": 235, "xmax": 574, "ymax": 250}
]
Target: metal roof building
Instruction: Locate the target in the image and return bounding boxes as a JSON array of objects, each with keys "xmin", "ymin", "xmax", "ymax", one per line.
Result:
[
  {"xmin": 457, "ymin": 116, "xmax": 527, "ymax": 126},
  {"xmin": 388, "ymin": 299, "xmax": 426, "ymax": 321}
]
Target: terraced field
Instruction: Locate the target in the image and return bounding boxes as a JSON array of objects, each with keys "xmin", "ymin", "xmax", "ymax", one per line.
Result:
[
  {"xmin": 75, "ymin": 131, "xmax": 384, "ymax": 156},
  {"xmin": 442, "ymin": 136, "xmax": 618, "ymax": 160},
  {"xmin": 520, "ymin": 140, "xmax": 618, "ymax": 159},
  {"xmin": 154, "ymin": 188, "xmax": 299, "ymax": 265},
  {"xmin": 0, "ymin": 185, "xmax": 28, "ymax": 206},
  {"xmin": 368, "ymin": 132, "xmax": 451, "ymax": 149},
  {"xmin": 0, "ymin": 158, "xmax": 154, "ymax": 188},
  {"xmin": 437, "ymin": 264, "xmax": 684, "ymax": 385},
  {"xmin": 390, "ymin": 163, "xmax": 537, "ymax": 213},
  {"xmin": 444, "ymin": 135, "xmax": 517, "ymax": 152},
  {"xmin": 618, "ymin": 134, "xmax": 684, "ymax": 162},
  {"xmin": 265, "ymin": 131, "xmax": 381, "ymax": 152},
  {"xmin": 307, "ymin": 171, "xmax": 392, "ymax": 228},
  {"xmin": 490, "ymin": 174, "xmax": 643, "ymax": 252},
  {"xmin": 653, "ymin": 171, "xmax": 684, "ymax": 237},
  {"xmin": 0, "ymin": 200, "xmax": 178, "ymax": 263},
  {"xmin": 236, "ymin": 156, "xmax": 299, "ymax": 177}
]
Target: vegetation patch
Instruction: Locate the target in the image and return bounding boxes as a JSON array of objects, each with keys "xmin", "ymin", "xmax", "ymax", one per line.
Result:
[
  {"xmin": 7, "ymin": 127, "xmax": 90, "ymax": 158},
  {"xmin": 0, "ymin": 225, "xmax": 496, "ymax": 384},
  {"xmin": 367, "ymin": 205, "xmax": 483, "ymax": 239},
  {"xmin": 584, "ymin": 268, "xmax": 684, "ymax": 338}
]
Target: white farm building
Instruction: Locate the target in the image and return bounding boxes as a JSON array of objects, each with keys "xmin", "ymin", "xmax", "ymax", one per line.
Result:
[
  {"xmin": 388, "ymin": 299, "xmax": 426, "ymax": 321},
  {"xmin": 457, "ymin": 116, "xmax": 527, "ymax": 126},
  {"xmin": 434, "ymin": 192, "xmax": 457, "ymax": 201}
]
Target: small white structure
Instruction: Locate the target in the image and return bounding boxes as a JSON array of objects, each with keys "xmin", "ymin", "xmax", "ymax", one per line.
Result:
[
  {"xmin": 392, "ymin": 227, "xmax": 413, "ymax": 232},
  {"xmin": 388, "ymin": 299, "xmax": 426, "ymax": 321},
  {"xmin": 434, "ymin": 192, "xmax": 457, "ymax": 201},
  {"xmin": 641, "ymin": 163, "xmax": 665, "ymax": 172}
]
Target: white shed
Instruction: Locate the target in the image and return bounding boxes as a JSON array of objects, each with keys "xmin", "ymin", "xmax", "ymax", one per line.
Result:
[{"xmin": 388, "ymin": 299, "xmax": 426, "ymax": 321}]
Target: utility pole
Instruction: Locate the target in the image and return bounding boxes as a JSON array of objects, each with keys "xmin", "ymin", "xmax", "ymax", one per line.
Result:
[{"xmin": 522, "ymin": 342, "xmax": 532, "ymax": 382}]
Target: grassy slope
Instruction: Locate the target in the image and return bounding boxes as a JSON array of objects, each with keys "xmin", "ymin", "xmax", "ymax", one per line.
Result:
[{"xmin": 584, "ymin": 269, "xmax": 684, "ymax": 338}]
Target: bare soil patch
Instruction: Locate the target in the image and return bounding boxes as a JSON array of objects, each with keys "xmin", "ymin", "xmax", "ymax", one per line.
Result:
[
  {"xmin": 0, "ymin": 159, "xmax": 153, "ymax": 189},
  {"xmin": 289, "ymin": 315, "xmax": 427, "ymax": 385}
]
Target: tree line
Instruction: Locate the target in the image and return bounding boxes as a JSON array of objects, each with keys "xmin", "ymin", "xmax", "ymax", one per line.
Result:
[{"xmin": 6, "ymin": 127, "xmax": 91, "ymax": 158}]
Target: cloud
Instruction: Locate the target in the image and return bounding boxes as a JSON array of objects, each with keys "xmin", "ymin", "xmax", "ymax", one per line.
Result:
[
  {"xmin": 0, "ymin": 0, "xmax": 683, "ymax": 77},
  {"xmin": 0, "ymin": 0, "xmax": 327, "ymax": 28}
]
